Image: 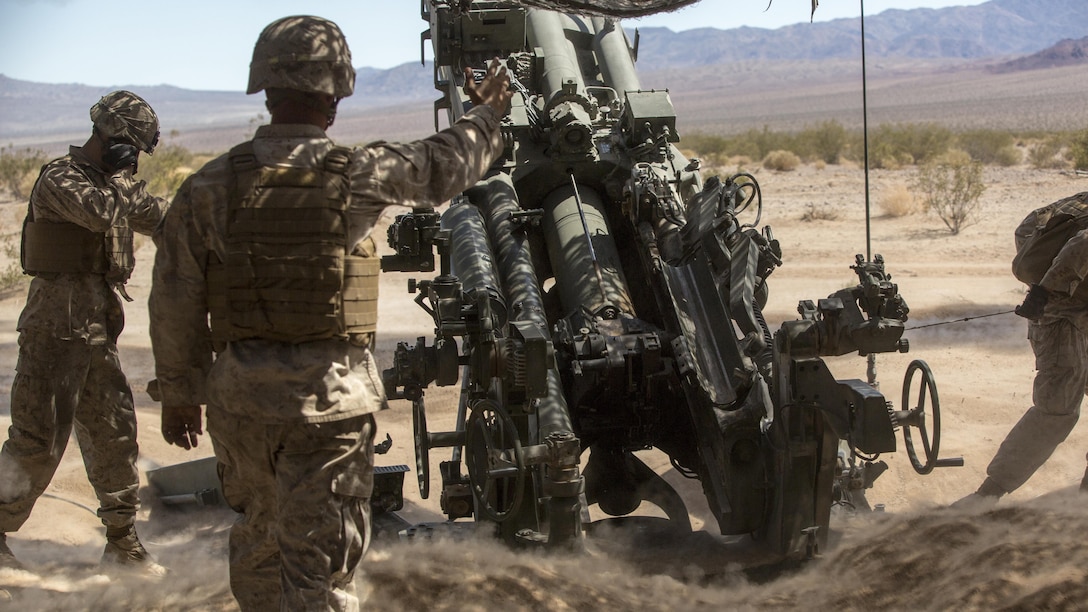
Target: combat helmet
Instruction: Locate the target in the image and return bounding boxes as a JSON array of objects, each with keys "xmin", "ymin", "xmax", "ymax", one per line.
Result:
[
  {"xmin": 89, "ymin": 90, "xmax": 160, "ymax": 154},
  {"xmin": 247, "ymin": 15, "xmax": 355, "ymax": 98}
]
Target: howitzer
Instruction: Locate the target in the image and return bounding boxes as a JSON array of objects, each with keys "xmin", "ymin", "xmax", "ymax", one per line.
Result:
[{"xmin": 382, "ymin": 0, "xmax": 961, "ymax": 558}]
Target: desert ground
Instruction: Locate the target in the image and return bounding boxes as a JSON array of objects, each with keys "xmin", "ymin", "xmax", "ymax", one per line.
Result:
[{"xmin": 1, "ymin": 158, "xmax": 1088, "ymax": 610}]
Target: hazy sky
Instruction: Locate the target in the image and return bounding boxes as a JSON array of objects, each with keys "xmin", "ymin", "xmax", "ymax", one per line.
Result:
[{"xmin": 0, "ymin": 0, "xmax": 989, "ymax": 91}]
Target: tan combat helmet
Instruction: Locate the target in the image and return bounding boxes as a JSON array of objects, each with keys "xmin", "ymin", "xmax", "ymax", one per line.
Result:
[
  {"xmin": 89, "ymin": 90, "xmax": 160, "ymax": 154},
  {"xmin": 247, "ymin": 15, "xmax": 355, "ymax": 98}
]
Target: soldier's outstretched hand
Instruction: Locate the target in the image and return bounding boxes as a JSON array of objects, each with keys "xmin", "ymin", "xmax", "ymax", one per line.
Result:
[
  {"xmin": 162, "ymin": 404, "xmax": 203, "ymax": 450},
  {"xmin": 464, "ymin": 58, "xmax": 513, "ymax": 117}
]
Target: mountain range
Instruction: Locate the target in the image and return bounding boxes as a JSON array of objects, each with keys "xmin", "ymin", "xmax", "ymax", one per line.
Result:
[{"xmin": 1, "ymin": 0, "xmax": 1086, "ymax": 154}]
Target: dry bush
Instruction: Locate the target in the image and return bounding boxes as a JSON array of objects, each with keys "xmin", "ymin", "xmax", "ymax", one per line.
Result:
[
  {"xmin": 879, "ymin": 183, "xmax": 917, "ymax": 217},
  {"xmin": 957, "ymin": 129, "xmax": 1021, "ymax": 166},
  {"xmin": 0, "ymin": 146, "xmax": 49, "ymax": 200},
  {"xmin": 1028, "ymin": 139, "xmax": 1069, "ymax": 169},
  {"xmin": 1072, "ymin": 128, "xmax": 1088, "ymax": 171},
  {"xmin": 800, "ymin": 203, "xmax": 839, "ymax": 222},
  {"xmin": 763, "ymin": 150, "xmax": 801, "ymax": 172},
  {"xmin": 0, "ymin": 234, "xmax": 25, "ymax": 291},
  {"xmin": 913, "ymin": 149, "xmax": 985, "ymax": 235},
  {"xmin": 993, "ymin": 145, "xmax": 1022, "ymax": 167}
]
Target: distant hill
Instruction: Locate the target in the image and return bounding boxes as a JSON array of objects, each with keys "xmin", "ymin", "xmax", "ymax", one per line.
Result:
[
  {"xmin": 990, "ymin": 36, "xmax": 1088, "ymax": 73},
  {"xmin": 2, "ymin": 0, "xmax": 1087, "ymax": 153},
  {"xmin": 630, "ymin": 0, "xmax": 1088, "ymax": 70}
]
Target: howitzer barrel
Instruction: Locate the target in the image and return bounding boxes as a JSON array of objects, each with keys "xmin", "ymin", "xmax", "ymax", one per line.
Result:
[
  {"xmin": 591, "ymin": 17, "xmax": 640, "ymax": 95},
  {"xmin": 526, "ymin": 10, "xmax": 589, "ymax": 110},
  {"xmin": 443, "ymin": 200, "xmax": 508, "ymax": 330},
  {"xmin": 470, "ymin": 173, "xmax": 573, "ymax": 437},
  {"xmin": 543, "ymin": 183, "xmax": 634, "ymax": 319}
]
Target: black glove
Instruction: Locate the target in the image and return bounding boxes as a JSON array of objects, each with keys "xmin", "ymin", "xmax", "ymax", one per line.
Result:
[
  {"xmin": 103, "ymin": 141, "xmax": 139, "ymax": 173},
  {"xmin": 1015, "ymin": 284, "xmax": 1049, "ymax": 320}
]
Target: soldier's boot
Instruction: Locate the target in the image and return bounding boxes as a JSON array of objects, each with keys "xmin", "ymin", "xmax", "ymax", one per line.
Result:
[
  {"xmin": 0, "ymin": 533, "xmax": 24, "ymax": 570},
  {"xmin": 101, "ymin": 525, "xmax": 167, "ymax": 577},
  {"xmin": 1080, "ymin": 465, "xmax": 1088, "ymax": 493},
  {"xmin": 951, "ymin": 477, "xmax": 1005, "ymax": 509}
]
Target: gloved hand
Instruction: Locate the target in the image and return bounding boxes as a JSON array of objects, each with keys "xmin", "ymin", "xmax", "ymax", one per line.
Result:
[
  {"xmin": 1015, "ymin": 284, "xmax": 1049, "ymax": 320},
  {"xmin": 162, "ymin": 405, "xmax": 203, "ymax": 450},
  {"xmin": 103, "ymin": 141, "xmax": 139, "ymax": 173}
]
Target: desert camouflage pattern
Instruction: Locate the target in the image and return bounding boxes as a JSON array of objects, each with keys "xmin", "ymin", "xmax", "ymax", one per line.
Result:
[
  {"xmin": 90, "ymin": 90, "xmax": 160, "ymax": 153},
  {"xmin": 208, "ymin": 410, "xmax": 375, "ymax": 611},
  {"xmin": 0, "ymin": 333, "xmax": 140, "ymax": 532},
  {"xmin": 247, "ymin": 15, "xmax": 355, "ymax": 97},
  {"xmin": 0, "ymin": 141, "xmax": 166, "ymax": 536},
  {"xmin": 150, "ymin": 104, "xmax": 502, "ymax": 609},
  {"xmin": 985, "ymin": 228, "xmax": 1088, "ymax": 492},
  {"xmin": 19, "ymin": 146, "xmax": 168, "ymax": 343},
  {"xmin": 150, "ymin": 104, "xmax": 503, "ymax": 417},
  {"xmin": 986, "ymin": 318, "xmax": 1088, "ymax": 492},
  {"xmin": 1037, "ymin": 227, "xmax": 1088, "ymax": 331}
]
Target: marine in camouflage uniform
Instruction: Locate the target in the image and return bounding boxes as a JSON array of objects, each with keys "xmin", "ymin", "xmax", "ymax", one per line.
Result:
[
  {"xmin": 148, "ymin": 15, "xmax": 510, "ymax": 611},
  {"xmin": 962, "ymin": 192, "xmax": 1088, "ymax": 503},
  {"xmin": 0, "ymin": 91, "xmax": 169, "ymax": 572}
]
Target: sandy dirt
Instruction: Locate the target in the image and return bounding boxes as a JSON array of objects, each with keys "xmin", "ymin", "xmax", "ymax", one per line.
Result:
[{"xmin": 1, "ymin": 161, "xmax": 1088, "ymax": 610}]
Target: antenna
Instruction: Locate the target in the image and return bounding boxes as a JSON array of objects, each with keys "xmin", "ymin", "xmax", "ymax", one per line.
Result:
[
  {"xmin": 861, "ymin": 0, "xmax": 872, "ymax": 262},
  {"xmin": 860, "ymin": 0, "xmax": 878, "ymax": 386}
]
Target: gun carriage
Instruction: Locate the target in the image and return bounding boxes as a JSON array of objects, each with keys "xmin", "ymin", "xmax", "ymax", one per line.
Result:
[{"xmin": 381, "ymin": 0, "xmax": 960, "ymax": 558}]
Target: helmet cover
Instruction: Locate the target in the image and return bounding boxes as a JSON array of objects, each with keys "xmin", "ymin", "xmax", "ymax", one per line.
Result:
[{"xmin": 247, "ymin": 15, "xmax": 355, "ymax": 98}]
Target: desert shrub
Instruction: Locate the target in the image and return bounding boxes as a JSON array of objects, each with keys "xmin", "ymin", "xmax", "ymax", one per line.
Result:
[
  {"xmin": 879, "ymin": 183, "xmax": 917, "ymax": 217},
  {"xmin": 993, "ymin": 145, "xmax": 1022, "ymax": 167},
  {"xmin": 913, "ymin": 149, "xmax": 985, "ymax": 235},
  {"xmin": 762, "ymin": 149, "xmax": 800, "ymax": 172},
  {"xmin": 795, "ymin": 120, "xmax": 847, "ymax": 164},
  {"xmin": 869, "ymin": 123, "xmax": 952, "ymax": 166},
  {"xmin": 0, "ymin": 146, "xmax": 49, "ymax": 200},
  {"xmin": 1028, "ymin": 138, "xmax": 1068, "ymax": 169},
  {"xmin": 1071, "ymin": 128, "xmax": 1088, "ymax": 171},
  {"xmin": 957, "ymin": 129, "xmax": 1021, "ymax": 166},
  {"xmin": 800, "ymin": 203, "xmax": 839, "ymax": 222},
  {"xmin": 0, "ymin": 234, "xmax": 24, "ymax": 291},
  {"xmin": 139, "ymin": 143, "xmax": 196, "ymax": 198}
]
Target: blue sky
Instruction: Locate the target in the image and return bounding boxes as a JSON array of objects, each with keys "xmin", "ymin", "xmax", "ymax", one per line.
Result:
[{"xmin": 0, "ymin": 0, "xmax": 989, "ymax": 91}]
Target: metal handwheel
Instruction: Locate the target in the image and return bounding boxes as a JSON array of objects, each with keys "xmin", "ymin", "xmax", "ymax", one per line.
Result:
[
  {"xmin": 901, "ymin": 359, "xmax": 941, "ymax": 475},
  {"xmin": 464, "ymin": 400, "xmax": 526, "ymax": 522}
]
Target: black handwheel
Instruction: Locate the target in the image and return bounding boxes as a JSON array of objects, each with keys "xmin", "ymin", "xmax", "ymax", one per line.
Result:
[
  {"xmin": 412, "ymin": 398, "xmax": 430, "ymax": 499},
  {"xmin": 901, "ymin": 359, "xmax": 941, "ymax": 475},
  {"xmin": 464, "ymin": 400, "xmax": 525, "ymax": 522}
]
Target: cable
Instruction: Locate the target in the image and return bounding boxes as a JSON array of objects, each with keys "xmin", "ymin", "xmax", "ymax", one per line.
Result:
[{"xmin": 906, "ymin": 309, "xmax": 1016, "ymax": 330}]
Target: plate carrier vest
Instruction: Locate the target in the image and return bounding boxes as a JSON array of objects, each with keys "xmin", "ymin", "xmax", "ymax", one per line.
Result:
[{"xmin": 206, "ymin": 142, "xmax": 379, "ymax": 344}]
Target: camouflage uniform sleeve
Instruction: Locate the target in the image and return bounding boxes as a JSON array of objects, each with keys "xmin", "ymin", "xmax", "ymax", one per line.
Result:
[
  {"xmin": 112, "ymin": 171, "xmax": 170, "ymax": 235},
  {"xmin": 149, "ymin": 174, "xmax": 214, "ymax": 407},
  {"xmin": 1041, "ymin": 228, "xmax": 1088, "ymax": 297},
  {"xmin": 350, "ymin": 104, "xmax": 503, "ymax": 208},
  {"xmin": 33, "ymin": 161, "xmax": 124, "ymax": 231}
]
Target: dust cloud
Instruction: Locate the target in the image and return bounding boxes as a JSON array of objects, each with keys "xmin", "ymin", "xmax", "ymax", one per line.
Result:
[
  {"xmin": 360, "ymin": 494, "xmax": 1088, "ymax": 611},
  {"xmin": 4, "ymin": 493, "xmax": 1087, "ymax": 610}
]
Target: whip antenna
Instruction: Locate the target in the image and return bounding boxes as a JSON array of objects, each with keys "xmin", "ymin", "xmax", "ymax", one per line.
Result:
[{"xmin": 861, "ymin": 0, "xmax": 872, "ymax": 262}]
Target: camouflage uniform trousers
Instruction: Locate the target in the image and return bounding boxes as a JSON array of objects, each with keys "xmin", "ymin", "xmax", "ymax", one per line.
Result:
[
  {"xmin": 0, "ymin": 331, "xmax": 140, "ymax": 532},
  {"xmin": 986, "ymin": 318, "xmax": 1088, "ymax": 493},
  {"xmin": 207, "ymin": 407, "xmax": 375, "ymax": 612}
]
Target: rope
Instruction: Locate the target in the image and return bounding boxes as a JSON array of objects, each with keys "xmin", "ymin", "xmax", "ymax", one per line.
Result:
[{"xmin": 906, "ymin": 309, "xmax": 1016, "ymax": 330}]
